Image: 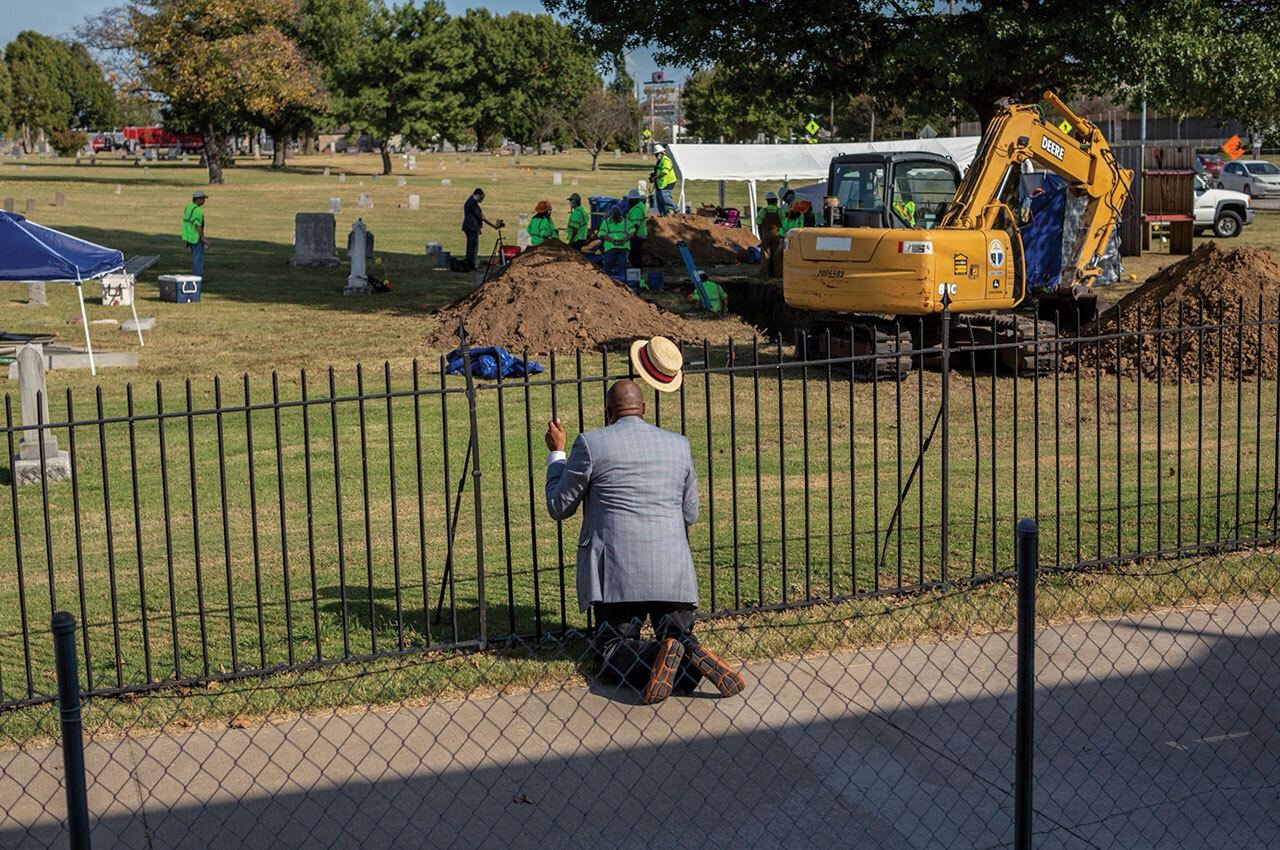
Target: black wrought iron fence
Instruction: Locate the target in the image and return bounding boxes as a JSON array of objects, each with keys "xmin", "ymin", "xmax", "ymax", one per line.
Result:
[{"xmin": 3, "ymin": 298, "xmax": 1280, "ymax": 709}]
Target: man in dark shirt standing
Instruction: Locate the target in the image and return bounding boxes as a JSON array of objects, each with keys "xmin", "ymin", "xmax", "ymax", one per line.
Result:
[{"xmin": 461, "ymin": 188, "xmax": 498, "ymax": 271}]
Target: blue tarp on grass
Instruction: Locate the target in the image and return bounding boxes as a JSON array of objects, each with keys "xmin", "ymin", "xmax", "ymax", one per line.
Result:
[
  {"xmin": 0, "ymin": 210, "xmax": 123, "ymax": 281},
  {"xmin": 445, "ymin": 347, "xmax": 545, "ymax": 380}
]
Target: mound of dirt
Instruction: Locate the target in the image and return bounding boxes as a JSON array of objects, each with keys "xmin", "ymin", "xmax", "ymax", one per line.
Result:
[
  {"xmin": 428, "ymin": 241, "xmax": 701, "ymax": 354},
  {"xmin": 1072, "ymin": 242, "xmax": 1280, "ymax": 382},
  {"xmin": 645, "ymin": 214, "xmax": 759, "ymax": 269}
]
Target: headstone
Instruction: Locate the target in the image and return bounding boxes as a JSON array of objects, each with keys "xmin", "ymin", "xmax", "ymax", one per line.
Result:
[
  {"xmin": 330, "ymin": 197, "xmax": 341, "ymax": 214},
  {"xmin": 441, "ymin": 179, "xmax": 451, "ymax": 187},
  {"xmin": 395, "ymin": 176, "xmax": 406, "ymax": 187},
  {"xmin": 323, "ymin": 167, "xmax": 330, "ymax": 176},
  {"xmin": 2, "ymin": 198, "xmax": 13, "ymax": 212},
  {"xmin": 344, "ymin": 219, "xmax": 373, "ymax": 296},
  {"xmin": 614, "ymin": 149, "xmax": 621, "ymax": 158},
  {"xmin": 26, "ymin": 282, "xmax": 47, "ymax": 308},
  {"xmin": 17, "ymin": 164, "xmax": 26, "ymax": 171},
  {"xmin": 357, "ymin": 192, "xmax": 372, "ymax": 209},
  {"xmin": 408, "ymin": 194, "xmax": 420, "ymax": 210},
  {"xmin": 372, "ymin": 173, "xmax": 379, "ymax": 181},
  {"xmin": 570, "ymin": 176, "xmax": 579, "ymax": 186},
  {"xmin": 143, "ymin": 166, "xmax": 149, "ymax": 175},
  {"xmin": 144, "ymin": 148, "xmax": 155, "ymax": 161},
  {"xmin": 339, "ymin": 172, "xmax": 346, "ymax": 183},
  {"xmin": 491, "ymin": 173, "xmax": 498, "ymax": 182},
  {"xmin": 122, "ymin": 317, "xmax": 156, "ymax": 332},
  {"xmin": 25, "ymin": 199, "xmax": 36, "ymax": 215},
  {"xmin": 516, "ymin": 229, "xmax": 531, "ymax": 249},
  {"xmin": 55, "ymin": 192, "xmax": 66, "ymax": 207},
  {"xmin": 182, "ymin": 152, "xmax": 189, "ymax": 163},
  {"xmin": 114, "ymin": 185, "xmax": 122, "ymax": 195},
  {"xmin": 408, "ymin": 155, "xmax": 417, "ymax": 170},
  {"xmin": 553, "ymin": 173, "xmax": 563, "ymax": 185},
  {"xmin": 13, "ymin": 345, "xmax": 71, "ymax": 484},
  {"xmin": 290, "ymin": 212, "xmax": 340, "ymax": 267}
]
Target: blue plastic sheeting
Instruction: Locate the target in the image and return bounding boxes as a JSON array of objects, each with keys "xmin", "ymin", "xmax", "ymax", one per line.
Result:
[
  {"xmin": 1019, "ymin": 173, "xmax": 1068, "ymax": 288},
  {"xmin": 445, "ymin": 347, "xmax": 545, "ymax": 380},
  {"xmin": 0, "ymin": 211, "xmax": 124, "ymax": 281}
]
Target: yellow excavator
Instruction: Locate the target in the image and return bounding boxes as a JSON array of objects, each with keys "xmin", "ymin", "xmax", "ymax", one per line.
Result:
[{"xmin": 782, "ymin": 91, "xmax": 1132, "ymax": 372}]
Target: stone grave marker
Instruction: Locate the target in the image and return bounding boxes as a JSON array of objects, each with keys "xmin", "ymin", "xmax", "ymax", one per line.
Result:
[
  {"xmin": 553, "ymin": 173, "xmax": 563, "ymax": 185},
  {"xmin": 491, "ymin": 173, "xmax": 498, "ymax": 182},
  {"xmin": 323, "ymin": 167, "xmax": 330, "ymax": 176},
  {"xmin": 27, "ymin": 282, "xmax": 47, "ymax": 308},
  {"xmin": 344, "ymin": 219, "xmax": 373, "ymax": 296},
  {"xmin": 182, "ymin": 152, "xmax": 188, "ymax": 163},
  {"xmin": 25, "ymin": 198, "xmax": 36, "ymax": 215},
  {"xmin": 143, "ymin": 166, "xmax": 149, "ymax": 175},
  {"xmin": 408, "ymin": 194, "xmax": 420, "ymax": 210},
  {"xmin": 571, "ymin": 176, "xmax": 579, "ymax": 186},
  {"xmin": 290, "ymin": 213, "xmax": 339, "ymax": 267},
  {"xmin": 372, "ymin": 173, "xmax": 379, "ymax": 181},
  {"xmin": 55, "ymin": 192, "xmax": 66, "ymax": 207},
  {"xmin": 357, "ymin": 193, "xmax": 372, "ymax": 209},
  {"xmin": 441, "ymin": 178, "xmax": 451, "ymax": 186},
  {"xmin": 3, "ymin": 198, "xmax": 13, "ymax": 212},
  {"xmin": 397, "ymin": 176, "xmax": 406, "ymax": 187},
  {"xmin": 14, "ymin": 345, "xmax": 71, "ymax": 484},
  {"xmin": 614, "ymin": 149, "xmax": 621, "ymax": 158},
  {"xmin": 330, "ymin": 197, "xmax": 341, "ymax": 214},
  {"xmin": 339, "ymin": 172, "xmax": 346, "ymax": 183},
  {"xmin": 408, "ymin": 155, "xmax": 417, "ymax": 170},
  {"xmin": 18, "ymin": 164, "xmax": 26, "ymax": 171},
  {"xmin": 114, "ymin": 185, "xmax": 122, "ymax": 195}
]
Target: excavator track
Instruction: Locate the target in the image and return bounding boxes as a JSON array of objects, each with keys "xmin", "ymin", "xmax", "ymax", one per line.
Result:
[
  {"xmin": 950, "ymin": 313, "xmax": 1060, "ymax": 375},
  {"xmin": 795, "ymin": 316, "xmax": 914, "ymax": 380}
]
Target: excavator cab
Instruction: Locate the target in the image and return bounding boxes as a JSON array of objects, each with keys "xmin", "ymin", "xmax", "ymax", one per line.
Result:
[{"xmin": 827, "ymin": 153, "xmax": 962, "ymax": 231}]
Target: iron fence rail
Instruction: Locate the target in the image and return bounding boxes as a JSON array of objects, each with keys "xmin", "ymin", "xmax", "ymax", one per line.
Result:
[{"xmin": 3, "ymin": 301, "xmax": 1280, "ymax": 707}]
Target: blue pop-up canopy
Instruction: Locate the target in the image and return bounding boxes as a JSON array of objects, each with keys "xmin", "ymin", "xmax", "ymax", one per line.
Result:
[{"xmin": 0, "ymin": 210, "xmax": 127, "ymax": 374}]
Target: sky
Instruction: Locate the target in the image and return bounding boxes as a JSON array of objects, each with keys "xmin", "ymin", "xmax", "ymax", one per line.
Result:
[{"xmin": 0, "ymin": 0, "xmax": 688, "ymax": 85}]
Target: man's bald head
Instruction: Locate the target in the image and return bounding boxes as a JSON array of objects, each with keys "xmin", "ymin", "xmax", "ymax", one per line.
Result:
[{"xmin": 605, "ymin": 380, "xmax": 646, "ymax": 424}]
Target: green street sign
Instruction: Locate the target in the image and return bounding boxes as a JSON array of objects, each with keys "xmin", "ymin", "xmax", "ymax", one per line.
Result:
[{"xmin": 805, "ymin": 120, "xmax": 820, "ymax": 136}]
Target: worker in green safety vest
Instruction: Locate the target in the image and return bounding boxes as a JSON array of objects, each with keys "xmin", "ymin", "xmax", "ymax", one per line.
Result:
[
  {"xmin": 528, "ymin": 200, "xmax": 558, "ymax": 246},
  {"xmin": 598, "ymin": 205, "xmax": 632, "ymax": 278},
  {"xmin": 651, "ymin": 144, "xmax": 677, "ymax": 215},
  {"xmin": 781, "ymin": 199, "xmax": 811, "ymax": 236},
  {"xmin": 892, "ymin": 199, "xmax": 917, "ymax": 227},
  {"xmin": 566, "ymin": 193, "xmax": 590, "ymax": 249},
  {"xmin": 756, "ymin": 191, "xmax": 783, "ymax": 279},
  {"xmin": 181, "ymin": 189, "xmax": 209, "ymax": 278},
  {"xmin": 624, "ymin": 188, "xmax": 648, "ymax": 270}
]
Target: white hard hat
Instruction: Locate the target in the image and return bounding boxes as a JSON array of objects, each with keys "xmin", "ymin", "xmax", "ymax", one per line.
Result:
[{"xmin": 653, "ymin": 144, "xmax": 665, "ymax": 153}]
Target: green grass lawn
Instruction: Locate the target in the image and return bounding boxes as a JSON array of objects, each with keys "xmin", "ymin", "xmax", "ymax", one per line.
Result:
[{"xmin": 2, "ymin": 150, "xmax": 1280, "ymax": 743}]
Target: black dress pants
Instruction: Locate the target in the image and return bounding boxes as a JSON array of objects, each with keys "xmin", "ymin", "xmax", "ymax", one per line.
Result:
[{"xmin": 592, "ymin": 601, "xmax": 700, "ymax": 693}]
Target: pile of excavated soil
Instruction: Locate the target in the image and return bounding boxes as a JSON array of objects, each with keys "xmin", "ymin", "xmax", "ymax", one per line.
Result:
[
  {"xmin": 645, "ymin": 214, "xmax": 759, "ymax": 268},
  {"xmin": 428, "ymin": 240, "xmax": 701, "ymax": 354},
  {"xmin": 1070, "ymin": 242, "xmax": 1280, "ymax": 382}
]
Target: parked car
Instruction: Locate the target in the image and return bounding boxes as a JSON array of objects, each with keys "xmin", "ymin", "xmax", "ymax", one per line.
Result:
[
  {"xmin": 1195, "ymin": 154, "xmax": 1225, "ymax": 177},
  {"xmin": 1194, "ymin": 174, "xmax": 1253, "ymax": 238},
  {"xmin": 1217, "ymin": 159, "xmax": 1280, "ymax": 197}
]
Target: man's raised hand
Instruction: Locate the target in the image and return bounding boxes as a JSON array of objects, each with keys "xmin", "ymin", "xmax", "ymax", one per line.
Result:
[{"xmin": 545, "ymin": 418, "xmax": 566, "ymax": 452}]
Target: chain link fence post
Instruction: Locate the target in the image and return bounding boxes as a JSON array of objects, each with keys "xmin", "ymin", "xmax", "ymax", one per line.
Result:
[
  {"xmin": 52, "ymin": 611, "xmax": 91, "ymax": 850},
  {"xmin": 1015, "ymin": 518, "xmax": 1038, "ymax": 850}
]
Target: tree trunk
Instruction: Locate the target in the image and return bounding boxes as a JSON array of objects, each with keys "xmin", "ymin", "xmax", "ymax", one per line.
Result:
[
  {"xmin": 203, "ymin": 128, "xmax": 225, "ymax": 185},
  {"xmin": 380, "ymin": 146, "xmax": 392, "ymax": 175},
  {"xmin": 270, "ymin": 131, "xmax": 288, "ymax": 168},
  {"xmin": 590, "ymin": 147, "xmax": 600, "ymax": 171},
  {"xmin": 305, "ymin": 133, "xmax": 318, "ymax": 155}
]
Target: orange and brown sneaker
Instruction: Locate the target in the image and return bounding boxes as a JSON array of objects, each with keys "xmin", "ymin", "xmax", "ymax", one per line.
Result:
[
  {"xmin": 642, "ymin": 638, "xmax": 685, "ymax": 705},
  {"xmin": 684, "ymin": 642, "xmax": 746, "ymax": 697}
]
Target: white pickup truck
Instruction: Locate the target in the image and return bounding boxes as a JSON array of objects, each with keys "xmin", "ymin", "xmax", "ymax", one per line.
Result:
[{"xmin": 1194, "ymin": 174, "xmax": 1254, "ymax": 238}]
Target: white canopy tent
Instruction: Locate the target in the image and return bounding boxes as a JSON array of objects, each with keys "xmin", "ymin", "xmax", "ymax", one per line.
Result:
[{"xmin": 665, "ymin": 138, "xmax": 983, "ymax": 236}]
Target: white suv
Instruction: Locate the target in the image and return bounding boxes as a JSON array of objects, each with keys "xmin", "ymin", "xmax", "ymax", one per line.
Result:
[{"xmin": 1194, "ymin": 174, "xmax": 1254, "ymax": 238}]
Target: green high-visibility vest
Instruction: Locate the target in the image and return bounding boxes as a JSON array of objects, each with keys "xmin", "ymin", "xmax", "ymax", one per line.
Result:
[
  {"xmin": 182, "ymin": 203, "xmax": 204, "ymax": 244},
  {"xmin": 528, "ymin": 215, "xmax": 557, "ymax": 246},
  {"xmin": 598, "ymin": 217, "xmax": 631, "ymax": 251},
  {"xmin": 626, "ymin": 202, "xmax": 647, "ymax": 239},
  {"xmin": 755, "ymin": 204, "xmax": 780, "ymax": 226},
  {"xmin": 655, "ymin": 154, "xmax": 676, "ymax": 189},
  {"xmin": 567, "ymin": 206, "xmax": 589, "ymax": 242},
  {"xmin": 781, "ymin": 213, "xmax": 805, "ymax": 235}
]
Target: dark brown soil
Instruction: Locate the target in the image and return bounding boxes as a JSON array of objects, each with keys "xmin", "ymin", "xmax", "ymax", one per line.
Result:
[
  {"xmin": 1070, "ymin": 242, "xmax": 1280, "ymax": 382},
  {"xmin": 428, "ymin": 240, "xmax": 701, "ymax": 354},
  {"xmin": 645, "ymin": 214, "xmax": 759, "ymax": 269}
]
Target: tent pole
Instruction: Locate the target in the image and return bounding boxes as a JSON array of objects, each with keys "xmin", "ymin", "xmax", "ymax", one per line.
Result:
[
  {"xmin": 129, "ymin": 281, "xmax": 144, "ymax": 347},
  {"xmin": 748, "ymin": 181, "xmax": 759, "ymax": 238},
  {"xmin": 76, "ymin": 278, "xmax": 96, "ymax": 376},
  {"xmin": 678, "ymin": 182, "xmax": 685, "ymax": 214}
]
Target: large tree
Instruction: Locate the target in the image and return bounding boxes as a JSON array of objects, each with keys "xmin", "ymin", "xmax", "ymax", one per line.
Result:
[
  {"xmin": 541, "ymin": 88, "xmax": 637, "ymax": 170},
  {"xmin": 4, "ymin": 31, "xmax": 117, "ymax": 149},
  {"xmin": 547, "ymin": 0, "xmax": 1280, "ymax": 130},
  {"xmin": 334, "ymin": 0, "xmax": 472, "ymax": 174},
  {"xmin": 682, "ymin": 65, "xmax": 809, "ymax": 142},
  {"xmin": 0, "ymin": 52, "xmax": 12, "ymax": 133}
]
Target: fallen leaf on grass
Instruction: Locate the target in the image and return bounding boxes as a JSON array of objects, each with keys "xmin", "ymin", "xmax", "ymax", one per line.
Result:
[{"xmin": 228, "ymin": 717, "xmax": 252, "ymax": 729}]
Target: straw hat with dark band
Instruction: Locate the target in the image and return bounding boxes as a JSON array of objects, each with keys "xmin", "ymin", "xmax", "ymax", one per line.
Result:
[{"xmin": 630, "ymin": 336, "xmax": 683, "ymax": 393}]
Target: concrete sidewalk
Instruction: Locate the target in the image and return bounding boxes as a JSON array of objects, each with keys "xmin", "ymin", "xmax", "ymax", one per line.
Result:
[{"xmin": 3, "ymin": 600, "xmax": 1279, "ymax": 849}]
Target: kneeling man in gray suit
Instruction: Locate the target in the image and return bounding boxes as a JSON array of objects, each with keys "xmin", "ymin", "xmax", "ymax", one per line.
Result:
[{"xmin": 545, "ymin": 337, "xmax": 745, "ymax": 705}]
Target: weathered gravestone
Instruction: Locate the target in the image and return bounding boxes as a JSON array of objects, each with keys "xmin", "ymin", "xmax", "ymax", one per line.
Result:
[
  {"xmin": 570, "ymin": 176, "xmax": 579, "ymax": 186},
  {"xmin": 114, "ymin": 185, "xmax": 122, "ymax": 195},
  {"xmin": 330, "ymin": 197, "xmax": 341, "ymax": 214},
  {"xmin": 27, "ymin": 282, "xmax": 47, "ymax": 308},
  {"xmin": 13, "ymin": 345, "xmax": 71, "ymax": 484},
  {"xmin": 323, "ymin": 167, "xmax": 330, "ymax": 176},
  {"xmin": 408, "ymin": 155, "xmax": 417, "ymax": 170},
  {"xmin": 25, "ymin": 198, "xmax": 36, "ymax": 215},
  {"xmin": 3, "ymin": 198, "xmax": 13, "ymax": 212},
  {"xmin": 396, "ymin": 176, "xmax": 406, "ymax": 187},
  {"xmin": 408, "ymin": 194, "xmax": 420, "ymax": 210},
  {"xmin": 357, "ymin": 193, "xmax": 372, "ymax": 209},
  {"xmin": 441, "ymin": 179, "xmax": 451, "ymax": 187},
  {"xmin": 55, "ymin": 192, "xmax": 66, "ymax": 207},
  {"xmin": 290, "ymin": 213, "xmax": 339, "ymax": 267},
  {"xmin": 553, "ymin": 173, "xmax": 563, "ymax": 185},
  {"xmin": 339, "ymin": 172, "xmax": 346, "ymax": 183},
  {"xmin": 343, "ymin": 219, "xmax": 373, "ymax": 296}
]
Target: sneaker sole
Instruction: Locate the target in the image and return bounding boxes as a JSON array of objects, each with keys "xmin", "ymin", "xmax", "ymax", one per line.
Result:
[
  {"xmin": 687, "ymin": 644, "xmax": 746, "ymax": 697},
  {"xmin": 642, "ymin": 639, "xmax": 684, "ymax": 705}
]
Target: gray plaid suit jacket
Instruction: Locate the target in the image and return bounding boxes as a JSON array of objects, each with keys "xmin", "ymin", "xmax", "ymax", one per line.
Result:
[{"xmin": 545, "ymin": 414, "xmax": 699, "ymax": 612}]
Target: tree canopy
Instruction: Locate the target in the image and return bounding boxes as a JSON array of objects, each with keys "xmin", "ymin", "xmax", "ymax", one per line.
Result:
[
  {"xmin": 0, "ymin": 52, "xmax": 12, "ymax": 133},
  {"xmin": 3, "ymin": 31, "xmax": 117, "ymax": 146}
]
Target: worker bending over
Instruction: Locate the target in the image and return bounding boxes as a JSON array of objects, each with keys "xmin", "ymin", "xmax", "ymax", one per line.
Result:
[
  {"xmin": 566, "ymin": 193, "xmax": 590, "ymax": 249},
  {"xmin": 756, "ymin": 191, "xmax": 783, "ymax": 279},
  {"xmin": 781, "ymin": 200, "xmax": 812, "ymax": 236},
  {"xmin": 529, "ymin": 200, "xmax": 558, "ymax": 246},
  {"xmin": 625, "ymin": 189, "xmax": 648, "ymax": 270}
]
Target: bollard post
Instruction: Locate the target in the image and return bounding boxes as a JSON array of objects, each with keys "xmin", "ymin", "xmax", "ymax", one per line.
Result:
[
  {"xmin": 52, "ymin": 611, "xmax": 91, "ymax": 850},
  {"xmin": 1014, "ymin": 519, "xmax": 1037, "ymax": 850}
]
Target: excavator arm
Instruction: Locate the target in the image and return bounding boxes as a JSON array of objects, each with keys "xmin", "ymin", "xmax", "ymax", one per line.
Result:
[{"xmin": 940, "ymin": 91, "xmax": 1132, "ymax": 293}]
